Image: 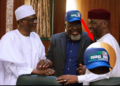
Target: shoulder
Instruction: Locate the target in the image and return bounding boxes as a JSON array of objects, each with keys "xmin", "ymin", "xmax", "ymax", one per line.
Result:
[
  {"xmin": 51, "ymin": 32, "xmax": 66, "ymax": 40},
  {"xmin": 82, "ymin": 31, "xmax": 88, "ymax": 36},
  {"xmin": 82, "ymin": 31, "xmax": 94, "ymax": 42},
  {"xmin": 1, "ymin": 30, "xmax": 17, "ymax": 40},
  {"xmin": 31, "ymin": 31, "xmax": 40, "ymax": 37},
  {"xmin": 51, "ymin": 32, "xmax": 66, "ymax": 37},
  {"xmin": 30, "ymin": 32, "xmax": 41, "ymax": 40}
]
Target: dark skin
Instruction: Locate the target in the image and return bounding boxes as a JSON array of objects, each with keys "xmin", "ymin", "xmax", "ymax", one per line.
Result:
[
  {"xmin": 65, "ymin": 21, "xmax": 82, "ymax": 42},
  {"xmin": 56, "ymin": 67, "xmax": 110, "ymax": 85},
  {"xmin": 38, "ymin": 21, "xmax": 84, "ymax": 75},
  {"xmin": 18, "ymin": 14, "xmax": 55, "ymax": 76},
  {"xmin": 56, "ymin": 19, "xmax": 110, "ymax": 85},
  {"xmin": 88, "ymin": 19, "xmax": 109, "ymax": 40}
]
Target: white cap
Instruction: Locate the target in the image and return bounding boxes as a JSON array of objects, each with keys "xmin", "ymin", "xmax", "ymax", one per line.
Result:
[{"xmin": 15, "ymin": 5, "xmax": 36, "ymax": 21}]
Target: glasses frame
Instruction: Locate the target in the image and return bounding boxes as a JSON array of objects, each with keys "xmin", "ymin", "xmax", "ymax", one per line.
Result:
[{"xmin": 23, "ymin": 18, "xmax": 38, "ymax": 23}]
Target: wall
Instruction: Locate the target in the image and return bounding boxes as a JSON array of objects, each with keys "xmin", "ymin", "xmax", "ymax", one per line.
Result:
[
  {"xmin": 43, "ymin": 0, "xmax": 66, "ymax": 53},
  {"xmin": 54, "ymin": 0, "xmax": 66, "ymax": 34},
  {"xmin": 75, "ymin": 0, "xmax": 120, "ymax": 43},
  {"xmin": 0, "ymin": 0, "xmax": 6, "ymax": 39}
]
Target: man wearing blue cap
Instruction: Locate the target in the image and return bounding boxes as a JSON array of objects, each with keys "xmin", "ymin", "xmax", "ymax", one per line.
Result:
[
  {"xmin": 56, "ymin": 8, "xmax": 120, "ymax": 85},
  {"xmin": 38, "ymin": 10, "xmax": 93, "ymax": 84}
]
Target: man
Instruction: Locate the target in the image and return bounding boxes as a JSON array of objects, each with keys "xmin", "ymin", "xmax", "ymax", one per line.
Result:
[
  {"xmin": 0, "ymin": 5, "xmax": 55, "ymax": 85},
  {"xmin": 39, "ymin": 10, "xmax": 93, "ymax": 85},
  {"xmin": 57, "ymin": 8, "xmax": 120, "ymax": 85}
]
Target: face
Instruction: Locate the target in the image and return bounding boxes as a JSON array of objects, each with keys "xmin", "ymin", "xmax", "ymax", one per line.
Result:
[
  {"xmin": 88, "ymin": 19, "xmax": 104, "ymax": 39},
  {"xmin": 65, "ymin": 21, "xmax": 82, "ymax": 41},
  {"xmin": 22, "ymin": 14, "xmax": 38, "ymax": 32}
]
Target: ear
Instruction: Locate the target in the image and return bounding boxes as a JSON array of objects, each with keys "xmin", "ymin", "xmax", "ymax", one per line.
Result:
[
  {"xmin": 102, "ymin": 21, "xmax": 108, "ymax": 29},
  {"xmin": 19, "ymin": 19, "xmax": 24, "ymax": 26},
  {"xmin": 64, "ymin": 24, "xmax": 66, "ymax": 28}
]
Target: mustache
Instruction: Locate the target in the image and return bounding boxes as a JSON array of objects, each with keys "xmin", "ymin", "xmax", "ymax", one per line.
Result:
[{"xmin": 89, "ymin": 27, "xmax": 94, "ymax": 30}]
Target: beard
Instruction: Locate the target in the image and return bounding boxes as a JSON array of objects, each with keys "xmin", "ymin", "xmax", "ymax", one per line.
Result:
[
  {"xmin": 65, "ymin": 29, "xmax": 81, "ymax": 41},
  {"xmin": 69, "ymin": 34, "xmax": 81, "ymax": 41}
]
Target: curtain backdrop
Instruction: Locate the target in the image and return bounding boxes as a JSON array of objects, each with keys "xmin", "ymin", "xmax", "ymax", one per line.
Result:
[{"xmin": 30, "ymin": 0, "xmax": 51, "ymax": 38}]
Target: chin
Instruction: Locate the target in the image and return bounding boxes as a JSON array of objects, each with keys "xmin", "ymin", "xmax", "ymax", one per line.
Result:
[{"xmin": 69, "ymin": 34, "xmax": 81, "ymax": 41}]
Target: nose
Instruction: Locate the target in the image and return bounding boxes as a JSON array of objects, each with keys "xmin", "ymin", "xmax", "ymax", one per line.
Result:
[
  {"xmin": 33, "ymin": 19, "xmax": 38, "ymax": 24},
  {"xmin": 88, "ymin": 23, "xmax": 92, "ymax": 29},
  {"xmin": 72, "ymin": 26, "xmax": 77, "ymax": 29}
]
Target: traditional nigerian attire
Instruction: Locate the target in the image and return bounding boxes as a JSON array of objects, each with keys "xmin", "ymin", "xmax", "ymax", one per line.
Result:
[
  {"xmin": 77, "ymin": 33, "xmax": 120, "ymax": 85},
  {"xmin": 0, "ymin": 29, "xmax": 46, "ymax": 85}
]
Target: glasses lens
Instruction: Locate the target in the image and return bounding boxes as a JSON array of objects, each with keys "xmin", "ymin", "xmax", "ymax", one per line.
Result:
[{"xmin": 33, "ymin": 19, "xmax": 38, "ymax": 23}]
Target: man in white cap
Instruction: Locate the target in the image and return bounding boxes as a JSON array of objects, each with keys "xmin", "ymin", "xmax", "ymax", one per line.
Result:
[{"xmin": 0, "ymin": 5, "xmax": 55, "ymax": 85}]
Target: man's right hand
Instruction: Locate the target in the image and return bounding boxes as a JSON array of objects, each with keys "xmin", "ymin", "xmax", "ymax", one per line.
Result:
[{"xmin": 32, "ymin": 68, "xmax": 55, "ymax": 76}]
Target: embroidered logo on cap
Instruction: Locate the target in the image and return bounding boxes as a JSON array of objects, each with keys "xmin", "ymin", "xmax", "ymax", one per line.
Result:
[
  {"xmin": 70, "ymin": 12, "xmax": 80, "ymax": 18},
  {"xmin": 88, "ymin": 51, "xmax": 108, "ymax": 62}
]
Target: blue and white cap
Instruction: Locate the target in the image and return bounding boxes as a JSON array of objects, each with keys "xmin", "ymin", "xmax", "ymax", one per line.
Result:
[
  {"xmin": 84, "ymin": 48, "xmax": 112, "ymax": 69},
  {"xmin": 65, "ymin": 10, "xmax": 81, "ymax": 22}
]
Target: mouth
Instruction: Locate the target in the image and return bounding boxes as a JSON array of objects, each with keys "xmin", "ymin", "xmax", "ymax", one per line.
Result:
[{"xmin": 71, "ymin": 31, "xmax": 79, "ymax": 35}]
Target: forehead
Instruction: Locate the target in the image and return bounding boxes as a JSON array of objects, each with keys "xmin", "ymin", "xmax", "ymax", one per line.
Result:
[
  {"xmin": 25, "ymin": 14, "xmax": 37, "ymax": 19},
  {"xmin": 88, "ymin": 19, "xmax": 98, "ymax": 22},
  {"xmin": 88, "ymin": 19, "xmax": 104, "ymax": 23}
]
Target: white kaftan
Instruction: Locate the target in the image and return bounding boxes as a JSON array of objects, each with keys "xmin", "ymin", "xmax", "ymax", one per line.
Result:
[
  {"xmin": 77, "ymin": 33, "xmax": 120, "ymax": 85},
  {"xmin": 0, "ymin": 29, "xmax": 46, "ymax": 85}
]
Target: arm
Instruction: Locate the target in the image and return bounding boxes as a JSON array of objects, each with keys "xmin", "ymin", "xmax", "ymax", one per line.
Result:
[
  {"xmin": 57, "ymin": 69, "xmax": 110, "ymax": 85},
  {"xmin": 4, "ymin": 61, "xmax": 55, "ymax": 77},
  {"xmin": 77, "ymin": 69, "xmax": 110, "ymax": 84},
  {"xmin": 38, "ymin": 36, "xmax": 55, "ymax": 69}
]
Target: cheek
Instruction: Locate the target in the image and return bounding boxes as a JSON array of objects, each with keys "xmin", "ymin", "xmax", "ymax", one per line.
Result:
[{"xmin": 67, "ymin": 29, "xmax": 72, "ymax": 34}]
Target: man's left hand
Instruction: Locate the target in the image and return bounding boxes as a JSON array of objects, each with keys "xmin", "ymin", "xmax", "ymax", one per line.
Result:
[
  {"xmin": 37, "ymin": 59, "xmax": 51, "ymax": 69},
  {"xmin": 77, "ymin": 64, "xmax": 86, "ymax": 75},
  {"xmin": 56, "ymin": 75, "xmax": 78, "ymax": 85}
]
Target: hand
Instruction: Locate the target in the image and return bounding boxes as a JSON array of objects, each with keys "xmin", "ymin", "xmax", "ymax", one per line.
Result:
[
  {"xmin": 32, "ymin": 68, "xmax": 55, "ymax": 76},
  {"xmin": 37, "ymin": 59, "xmax": 51, "ymax": 69},
  {"xmin": 43, "ymin": 68, "xmax": 55, "ymax": 76},
  {"xmin": 77, "ymin": 64, "xmax": 86, "ymax": 75},
  {"xmin": 56, "ymin": 75, "xmax": 78, "ymax": 85}
]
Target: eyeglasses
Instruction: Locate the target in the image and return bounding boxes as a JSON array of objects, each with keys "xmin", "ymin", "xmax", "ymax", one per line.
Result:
[
  {"xmin": 23, "ymin": 18, "xmax": 38, "ymax": 23},
  {"xmin": 66, "ymin": 24, "xmax": 81, "ymax": 28},
  {"xmin": 89, "ymin": 21, "xmax": 105, "ymax": 26},
  {"xmin": 88, "ymin": 22, "xmax": 97, "ymax": 25}
]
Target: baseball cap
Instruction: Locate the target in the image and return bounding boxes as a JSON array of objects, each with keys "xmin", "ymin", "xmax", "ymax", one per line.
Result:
[
  {"xmin": 65, "ymin": 10, "xmax": 81, "ymax": 22},
  {"xmin": 15, "ymin": 5, "xmax": 36, "ymax": 21},
  {"xmin": 84, "ymin": 48, "xmax": 112, "ymax": 69}
]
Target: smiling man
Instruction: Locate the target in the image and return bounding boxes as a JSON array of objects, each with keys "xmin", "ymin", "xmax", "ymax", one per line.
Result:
[
  {"xmin": 39, "ymin": 10, "xmax": 93, "ymax": 85},
  {"xmin": 56, "ymin": 8, "xmax": 120, "ymax": 85},
  {"xmin": 0, "ymin": 5, "xmax": 55, "ymax": 85}
]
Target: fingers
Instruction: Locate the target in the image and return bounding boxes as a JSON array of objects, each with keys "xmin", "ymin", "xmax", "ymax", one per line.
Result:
[
  {"xmin": 38, "ymin": 60, "xmax": 44, "ymax": 68},
  {"xmin": 37, "ymin": 59, "xmax": 50, "ymax": 69},
  {"xmin": 57, "ymin": 79, "xmax": 65, "ymax": 83},
  {"xmin": 79, "ymin": 63, "xmax": 83, "ymax": 67},
  {"xmin": 46, "ymin": 69, "xmax": 55, "ymax": 76},
  {"xmin": 56, "ymin": 75, "xmax": 70, "ymax": 85}
]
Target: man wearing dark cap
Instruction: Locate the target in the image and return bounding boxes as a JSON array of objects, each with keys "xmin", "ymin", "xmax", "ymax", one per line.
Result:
[
  {"xmin": 39, "ymin": 10, "xmax": 93, "ymax": 85},
  {"xmin": 57, "ymin": 8, "xmax": 120, "ymax": 85}
]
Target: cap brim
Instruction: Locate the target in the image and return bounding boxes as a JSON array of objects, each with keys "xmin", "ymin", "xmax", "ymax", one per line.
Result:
[
  {"xmin": 67, "ymin": 18, "xmax": 81, "ymax": 22},
  {"xmin": 86, "ymin": 61, "xmax": 112, "ymax": 69}
]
